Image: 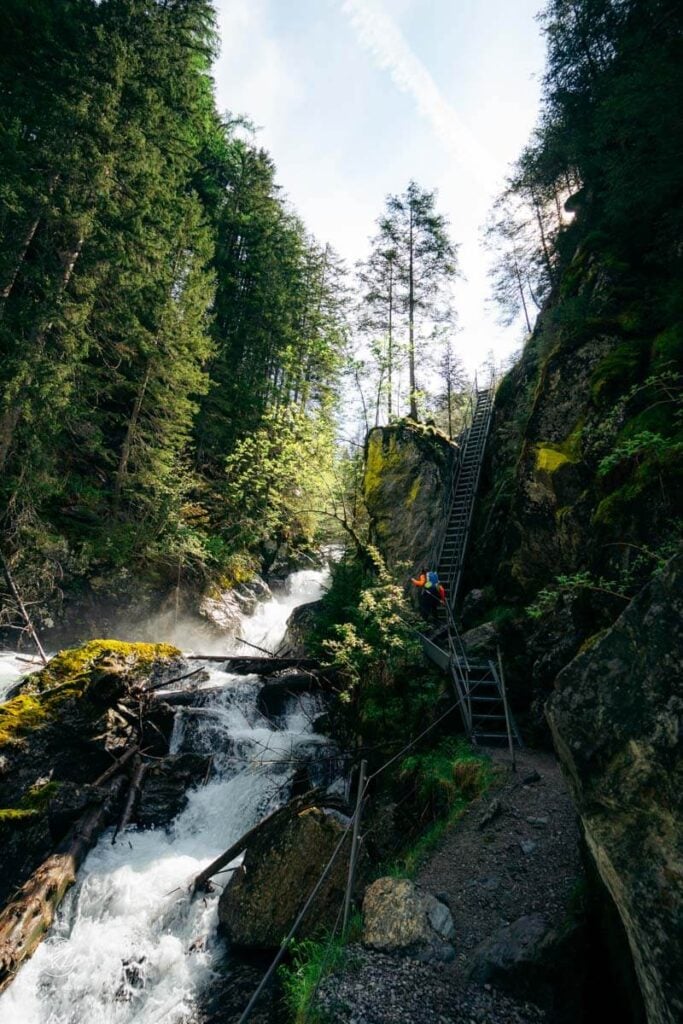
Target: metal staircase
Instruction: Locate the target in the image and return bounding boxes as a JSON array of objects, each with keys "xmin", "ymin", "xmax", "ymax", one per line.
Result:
[
  {"xmin": 437, "ymin": 387, "xmax": 495, "ymax": 606},
  {"xmin": 420, "ymin": 387, "xmax": 522, "ymax": 751}
]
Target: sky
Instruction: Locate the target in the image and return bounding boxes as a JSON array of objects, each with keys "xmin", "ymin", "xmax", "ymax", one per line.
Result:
[{"xmin": 213, "ymin": 0, "xmax": 547, "ymax": 381}]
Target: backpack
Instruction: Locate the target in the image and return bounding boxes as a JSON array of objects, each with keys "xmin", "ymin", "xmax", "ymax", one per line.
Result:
[{"xmin": 426, "ymin": 571, "xmax": 439, "ymax": 588}]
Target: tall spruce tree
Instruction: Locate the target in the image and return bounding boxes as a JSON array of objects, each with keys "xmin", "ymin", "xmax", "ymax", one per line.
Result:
[{"xmin": 376, "ymin": 182, "xmax": 458, "ymax": 421}]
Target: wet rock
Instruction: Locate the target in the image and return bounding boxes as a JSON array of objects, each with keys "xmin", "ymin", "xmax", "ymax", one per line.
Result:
[
  {"xmin": 136, "ymin": 753, "xmax": 212, "ymax": 828},
  {"xmin": 218, "ymin": 803, "xmax": 353, "ymax": 949},
  {"xmin": 547, "ymin": 555, "xmax": 683, "ymax": 1024},
  {"xmin": 257, "ymin": 672, "xmax": 323, "ymax": 719},
  {"xmin": 362, "ymin": 876, "xmax": 456, "ymax": 963},
  {"xmin": 468, "ymin": 914, "xmax": 549, "ymax": 984},
  {"xmin": 279, "ymin": 599, "xmax": 323, "ymax": 657},
  {"xmin": 462, "ymin": 621, "xmax": 499, "ymax": 655},
  {"xmin": 200, "ymin": 577, "xmax": 271, "ymax": 635},
  {"xmin": 0, "ymin": 640, "xmax": 181, "ymax": 904},
  {"xmin": 519, "ymin": 839, "xmax": 537, "ymax": 855},
  {"xmin": 47, "ymin": 781, "xmax": 98, "ymax": 835}
]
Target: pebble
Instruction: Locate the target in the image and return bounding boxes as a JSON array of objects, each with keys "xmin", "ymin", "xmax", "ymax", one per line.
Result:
[
  {"xmin": 520, "ymin": 839, "xmax": 537, "ymax": 854},
  {"xmin": 316, "ymin": 946, "xmax": 546, "ymax": 1024}
]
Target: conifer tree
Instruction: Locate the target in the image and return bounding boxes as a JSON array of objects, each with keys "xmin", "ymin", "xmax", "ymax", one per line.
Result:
[{"xmin": 376, "ymin": 182, "xmax": 458, "ymax": 421}]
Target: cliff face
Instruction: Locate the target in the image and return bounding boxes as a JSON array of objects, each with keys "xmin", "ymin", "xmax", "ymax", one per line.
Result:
[
  {"xmin": 364, "ymin": 422, "xmax": 457, "ymax": 575},
  {"xmin": 547, "ymin": 557, "xmax": 683, "ymax": 1024}
]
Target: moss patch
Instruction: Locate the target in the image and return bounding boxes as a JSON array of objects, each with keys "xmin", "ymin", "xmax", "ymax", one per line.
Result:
[
  {"xmin": 407, "ymin": 478, "xmax": 421, "ymax": 506},
  {"xmin": 0, "ymin": 639, "xmax": 180, "ymax": 748},
  {"xmin": 536, "ymin": 447, "xmax": 574, "ymax": 474}
]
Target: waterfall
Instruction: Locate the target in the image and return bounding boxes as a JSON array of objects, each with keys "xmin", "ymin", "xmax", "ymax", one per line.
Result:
[{"xmin": 0, "ymin": 567, "xmax": 335, "ymax": 1024}]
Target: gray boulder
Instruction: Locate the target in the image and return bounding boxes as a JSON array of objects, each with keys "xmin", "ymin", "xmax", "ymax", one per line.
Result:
[
  {"xmin": 468, "ymin": 913, "xmax": 548, "ymax": 983},
  {"xmin": 218, "ymin": 802, "xmax": 353, "ymax": 949},
  {"xmin": 462, "ymin": 621, "xmax": 499, "ymax": 655},
  {"xmin": 362, "ymin": 876, "xmax": 455, "ymax": 962}
]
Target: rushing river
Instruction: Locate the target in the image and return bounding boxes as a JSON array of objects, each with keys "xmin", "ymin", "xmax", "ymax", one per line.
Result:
[{"xmin": 0, "ymin": 568, "xmax": 333, "ymax": 1024}]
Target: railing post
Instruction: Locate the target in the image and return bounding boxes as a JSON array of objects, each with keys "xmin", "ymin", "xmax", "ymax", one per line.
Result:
[
  {"xmin": 497, "ymin": 647, "xmax": 516, "ymax": 772},
  {"xmin": 343, "ymin": 759, "xmax": 367, "ymax": 937}
]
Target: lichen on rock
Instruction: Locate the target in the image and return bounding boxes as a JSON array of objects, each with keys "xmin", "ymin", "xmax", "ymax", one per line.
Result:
[
  {"xmin": 364, "ymin": 422, "xmax": 457, "ymax": 575},
  {"xmin": 362, "ymin": 876, "xmax": 456, "ymax": 963}
]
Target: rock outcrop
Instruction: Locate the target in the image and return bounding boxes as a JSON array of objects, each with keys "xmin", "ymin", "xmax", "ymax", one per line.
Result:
[
  {"xmin": 364, "ymin": 422, "xmax": 457, "ymax": 575},
  {"xmin": 0, "ymin": 640, "xmax": 182, "ymax": 904},
  {"xmin": 136, "ymin": 753, "xmax": 211, "ymax": 828},
  {"xmin": 362, "ymin": 876, "xmax": 456, "ymax": 963},
  {"xmin": 546, "ymin": 556, "xmax": 683, "ymax": 1024},
  {"xmin": 218, "ymin": 801, "xmax": 353, "ymax": 949}
]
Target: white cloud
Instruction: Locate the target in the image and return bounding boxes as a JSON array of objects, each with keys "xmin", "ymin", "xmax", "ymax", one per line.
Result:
[
  {"xmin": 213, "ymin": 0, "xmax": 302, "ymax": 144},
  {"xmin": 339, "ymin": 0, "xmax": 498, "ymax": 188}
]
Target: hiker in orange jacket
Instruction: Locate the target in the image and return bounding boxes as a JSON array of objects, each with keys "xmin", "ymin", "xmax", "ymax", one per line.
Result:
[{"xmin": 411, "ymin": 569, "xmax": 446, "ymax": 622}]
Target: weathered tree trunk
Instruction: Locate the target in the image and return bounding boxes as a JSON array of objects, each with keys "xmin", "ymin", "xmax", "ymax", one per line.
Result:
[
  {"xmin": 191, "ymin": 791, "xmax": 322, "ymax": 896},
  {"xmin": 0, "ymin": 552, "xmax": 47, "ymax": 664},
  {"xmin": 111, "ymin": 756, "xmax": 147, "ymax": 844},
  {"xmin": 0, "ymin": 174, "xmax": 60, "ymax": 314},
  {"xmin": 387, "ymin": 255, "xmax": 394, "ymax": 420},
  {"xmin": 408, "ymin": 207, "xmax": 417, "ymax": 421},
  {"xmin": 513, "ymin": 257, "xmax": 532, "ymax": 333},
  {"xmin": 113, "ymin": 361, "xmax": 151, "ymax": 508},
  {"xmin": 0, "ymin": 775, "xmax": 126, "ymax": 993}
]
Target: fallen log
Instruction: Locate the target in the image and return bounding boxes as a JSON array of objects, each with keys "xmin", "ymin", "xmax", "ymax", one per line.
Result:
[
  {"xmin": 0, "ymin": 775, "xmax": 127, "ymax": 993},
  {"xmin": 152, "ymin": 685, "xmax": 225, "ymax": 707},
  {"xmin": 143, "ymin": 666, "xmax": 205, "ymax": 694},
  {"xmin": 111, "ymin": 756, "xmax": 147, "ymax": 844},
  {"xmin": 186, "ymin": 656, "xmax": 320, "ymax": 676},
  {"xmin": 92, "ymin": 744, "xmax": 140, "ymax": 787}
]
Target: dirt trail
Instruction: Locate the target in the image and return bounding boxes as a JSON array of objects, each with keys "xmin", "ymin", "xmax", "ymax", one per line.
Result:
[
  {"xmin": 316, "ymin": 747, "xmax": 582, "ymax": 1024},
  {"xmin": 418, "ymin": 747, "xmax": 582, "ymax": 980}
]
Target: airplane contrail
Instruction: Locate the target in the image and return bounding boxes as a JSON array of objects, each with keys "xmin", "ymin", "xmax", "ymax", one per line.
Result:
[{"xmin": 340, "ymin": 0, "xmax": 498, "ymax": 187}]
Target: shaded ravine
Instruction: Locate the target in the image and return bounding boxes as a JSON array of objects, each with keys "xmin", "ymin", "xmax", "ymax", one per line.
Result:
[{"xmin": 0, "ymin": 569, "xmax": 334, "ymax": 1024}]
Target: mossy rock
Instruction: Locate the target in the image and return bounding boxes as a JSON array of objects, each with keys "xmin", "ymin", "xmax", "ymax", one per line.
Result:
[
  {"xmin": 0, "ymin": 639, "xmax": 182, "ymax": 905},
  {"xmin": 0, "ymin": 639, "xmax": 180, "ymax": 749}
]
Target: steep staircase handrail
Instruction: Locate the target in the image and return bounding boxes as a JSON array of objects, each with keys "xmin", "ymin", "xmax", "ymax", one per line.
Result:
[
  {"xmin": 448, "ymin": 388, "xmax": 495, "ymax": 609},
  {"xmin": 424, "ymin": 387, "xmax": 477, "ymax": 577}
]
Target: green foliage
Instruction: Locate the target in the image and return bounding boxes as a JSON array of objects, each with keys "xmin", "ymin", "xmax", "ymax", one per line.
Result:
[
  {"xmin": 0, "ymin": 1, "xmax": 348, "ymax": 608},
  {"xmin": 597, "ymin": 431, "xmax": 678, "ymax": 477},
  {"xmin": 279, "ymin": 934, "xmax": 352, "ymax": 1024},
  {"xmin": 222, "ymin": 405, "xmax": 337, "ymax": 550},
  {"xmin": 387, "ymin": 740, "xmax": 492, "ymax": 877},
  {"xmin": 527, "ymin": 533, "xmax": 682, "ymax": 618},
  {"xmin": 400, "ymin": 738, "xmax": 491, "ymax": 820}
]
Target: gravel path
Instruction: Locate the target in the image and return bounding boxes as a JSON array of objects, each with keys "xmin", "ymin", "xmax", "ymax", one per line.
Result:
[
  {"xmin": 418, "ymin": 747, "xmax": 581, "ymax": 980},
  {"xmin": 314, "ymin": 747, "xmax": 581, "ymax": 1023},
  {"xmin": 317, "ymin": 946, "xmax": 546, "ymax": 1024}
]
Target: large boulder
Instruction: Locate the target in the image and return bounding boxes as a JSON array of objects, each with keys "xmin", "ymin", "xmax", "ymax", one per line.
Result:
[
  {"xmin": 361, "ymin": 876, "xmax": 455, "ymax": 962},
  {"xmin": 546, "ymin": 556, "xmax": 683, "ymax": 1024},
  {"xmin": 218, "ymin": 802, "xmax": 353, "ymax": 949},
  {"xmin": 364, "ymin": 422, "xmax": 457, "ymax": 574}
]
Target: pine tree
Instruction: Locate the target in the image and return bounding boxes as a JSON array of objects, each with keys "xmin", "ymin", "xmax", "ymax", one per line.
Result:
[{"xmin": 375, "ymin": 182, "xmax": 458, "ymax": 421}]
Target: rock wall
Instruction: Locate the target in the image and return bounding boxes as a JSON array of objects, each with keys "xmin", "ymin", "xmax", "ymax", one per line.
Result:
[
  {"xmin": 546, "ymin": 556, "xmax": 682, "ymax": 1024},
  {"xmin": 364, "ymin": 422, "xmax": 458, "ymax": 575}
]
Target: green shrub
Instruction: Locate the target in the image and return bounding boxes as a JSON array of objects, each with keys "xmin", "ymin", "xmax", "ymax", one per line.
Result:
[
  {"xmin": 279, "ymin": 936, "xmax": 347, "ymax": 1024},
  {"xmin": 400, "ymin": 738, "xmax": 491, "ymax": 817}
]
